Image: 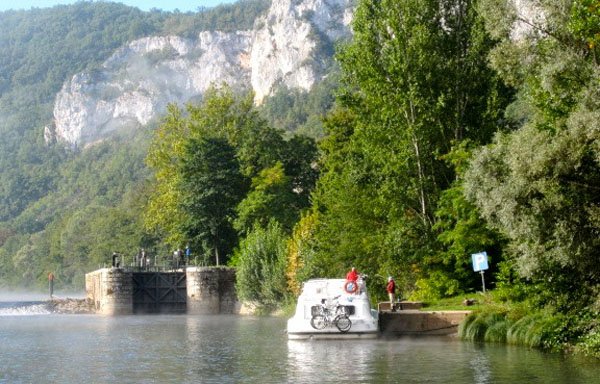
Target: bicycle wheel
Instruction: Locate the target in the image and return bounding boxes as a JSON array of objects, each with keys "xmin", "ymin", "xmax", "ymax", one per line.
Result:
[
  {"xmin": 335, "ymin": 315, "xmax": 352, "ymax": 332},
  {"xmin": 336, "ymin": 305, "xmax": 348, "ymax": 316},
  {"xmin": 311, "ymin": 315, "xmax": 327, "ymax": 330}
]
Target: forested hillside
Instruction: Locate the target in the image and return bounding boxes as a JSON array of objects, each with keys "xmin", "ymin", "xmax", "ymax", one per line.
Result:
[
  {"xmin": 0, "ymin": 0, "xmax": 300, "ymax": 288},
  {"xmin": 0, "ymin": 0, "xmax": 340, "ymax": 290},
  {"xmin": 0, "ymin": 0, "xmax": 272, "ymax": 216}
]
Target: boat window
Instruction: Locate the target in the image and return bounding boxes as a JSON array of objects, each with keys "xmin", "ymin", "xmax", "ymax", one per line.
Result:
[
  {"xmin": 310, "ymin": 305, "xmax": 355, "ymax": 316},
  {"xmin": 342, "ymin": 305, "xmax": 355, "ymax": 315}
]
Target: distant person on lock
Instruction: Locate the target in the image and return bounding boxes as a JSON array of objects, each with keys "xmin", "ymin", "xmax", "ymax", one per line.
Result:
[
  {"xmin": 185, "ymin": 245, "xmax": 191, "ymax": 264},
  {"xmin": 140, "ymin": 248, "xmax": 146, "ymax": 268},
  {"xmin": 112, "ymin": 252, "xmax": 119, "ymax": 268},
  {"xmin": 178, "ymin": 248, "xmax": 184, "ymax": 266},
  {"xmin": 386, "ymin": 276, "xmax": 396, "ymax": 311}
]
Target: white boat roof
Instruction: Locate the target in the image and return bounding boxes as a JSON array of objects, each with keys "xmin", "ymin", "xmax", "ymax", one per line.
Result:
[{"xmin": 300, "ymin": 278, "xmax": 367, "ymax": 298}]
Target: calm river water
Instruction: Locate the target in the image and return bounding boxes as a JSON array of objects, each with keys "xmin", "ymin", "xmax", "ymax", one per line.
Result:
[{"xmin": 1, "ymin": 300, "xmax": 599, "ymax": 384}]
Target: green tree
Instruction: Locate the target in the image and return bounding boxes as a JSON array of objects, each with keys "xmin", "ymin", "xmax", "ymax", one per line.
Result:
[
  {"xmin": 179, "ymin": 136, "xmax": 248, "ymax": 266},
  {"xmin": 144, "ymin": 104, "xmax": 189, "ymax": 246},
  {"xmin": 280, "ymin": 135, "xmax": 319, "ymax": 210},
  {"xmin": 233, "ymin": 220, "xmax": 289, "ymax": 307},
  {"xmin": 234, "ymin": 134, "xmax": 319, "ymax": 236},
  {"xmin": 144, "ymin": 89, "xmax": 261, "ymax": 248},
  {"xmin": 432, "ymin": 142, "xmax": 505, "ymax": 293},
  {"xmin": 145, "ymin": 86, "xmax": 317, "ymax": 266},
  {"xmin": 286, "ymin": 211, "xmax": 320, "ymax": 296},
  {"xmin": 305, "ymin": 0, "xmax": 509, "ymax": 297},
  {"xmin": 234, "ymin": 163, "xmax": 299, "ymax": 235},
  {"xmin": 466, "ymin": 0, "xmax": 600, "ymax": 308}
]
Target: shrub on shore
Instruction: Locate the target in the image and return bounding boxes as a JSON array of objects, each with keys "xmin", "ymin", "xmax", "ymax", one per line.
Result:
[{"xmin": 459, "ymin": 300, "xmax": 600, "ymax": 358}]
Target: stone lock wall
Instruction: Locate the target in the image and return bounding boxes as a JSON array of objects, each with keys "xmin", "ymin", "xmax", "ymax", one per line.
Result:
[
  {"xmin": 85, "ymin": 266, "xmax": 238, "ymax": 315},
  {"xmin": 186, "ymin": 267, "xmax": 238, "ymax": 315},
  {"xmin": 85, "ymin": 268, "xmax": 133, "ymax": 315}
]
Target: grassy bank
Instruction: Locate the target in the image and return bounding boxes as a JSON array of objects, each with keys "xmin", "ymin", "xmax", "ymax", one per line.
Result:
[{"xmin": 447, "ymin": 291, "xmax": 600, "ymax": 359}]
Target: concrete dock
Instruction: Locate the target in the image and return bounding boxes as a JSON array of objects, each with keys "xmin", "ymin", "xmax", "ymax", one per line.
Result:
[{"xmin": 378, "ymin": 301, "xmax": 471, "ymax": 335}]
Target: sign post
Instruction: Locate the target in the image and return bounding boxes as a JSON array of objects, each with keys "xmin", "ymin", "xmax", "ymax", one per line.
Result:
[{"xmin": 471, "ymin": 251, "xmax": 489, "ymax": 293}]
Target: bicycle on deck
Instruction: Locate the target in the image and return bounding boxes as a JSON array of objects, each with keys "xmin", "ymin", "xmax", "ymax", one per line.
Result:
[{"xmin": 310, "ymin": 295, "xmax": 352, "ymax": 333}]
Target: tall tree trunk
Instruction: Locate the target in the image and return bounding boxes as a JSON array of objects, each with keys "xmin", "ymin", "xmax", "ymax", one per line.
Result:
[
  {"xmin": 412, "ymin": 132, "xmax": 428, "ymax": 226},
  {"xmin": 406, "ymin": 100, "xmax": 429, "ymax": 227}
]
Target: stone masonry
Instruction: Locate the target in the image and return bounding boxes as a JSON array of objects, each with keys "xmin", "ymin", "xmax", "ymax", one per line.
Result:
[
  {"xmin": 186, "ymin": 267, "xmax": 238, "ymax": 315},
  {"xmin": 85, "ymin": 266, "xmax": 238, "ymax": 315},
  {"xmin": 85, "ymin": 268, "xmax": 133, "ymax": 315}
]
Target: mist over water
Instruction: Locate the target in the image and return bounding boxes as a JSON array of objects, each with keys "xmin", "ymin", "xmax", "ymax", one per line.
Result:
[
  {"xmin": 1, "ymin": 298, "xmax": 599, "ymax": 383},
  {"xmin": 0, "ymin": 301, "xmax": 51, "ymax": 316},
  {"xmin": 0, "ymin": 291, "xmax": 49, "ymax": 301},
  {"xmin": 0, "ymin": 291, "xmax": 86, "ymax": 316},
  {"xmin": 0, "ymin": 290, "xmax": 85, "ymax": 301},
  {"xmin": 0, "ymin": 292, "xmax": 49, "ymax": 316}
]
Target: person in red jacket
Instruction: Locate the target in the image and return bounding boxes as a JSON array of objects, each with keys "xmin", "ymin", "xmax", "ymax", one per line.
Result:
[
  {"xmin": 346, "ymin": 267, "xmax": 358, "ymax": 282},
  {"xmin": 386, "ymin": 276, "xmax": 396, "ymax": 310}
]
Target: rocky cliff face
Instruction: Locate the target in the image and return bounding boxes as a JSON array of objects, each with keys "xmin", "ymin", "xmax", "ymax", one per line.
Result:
[
  {"xmin": 51, "ymin": 0, "xmax": 354, "ymax": 148},
  {"xmin": 508, "ymin": 0, "xmax": 547, "ymax": 41}
]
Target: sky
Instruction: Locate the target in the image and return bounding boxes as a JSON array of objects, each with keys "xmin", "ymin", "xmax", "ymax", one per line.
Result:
[{"xmin": 0, "ymin": 0, "xmax": 239, "ymax": 13}]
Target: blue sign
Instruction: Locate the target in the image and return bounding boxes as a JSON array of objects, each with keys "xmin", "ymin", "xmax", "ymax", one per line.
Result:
[{"xmin": 471, "ymin": 251, "xmax": 489, "ymax": 272}]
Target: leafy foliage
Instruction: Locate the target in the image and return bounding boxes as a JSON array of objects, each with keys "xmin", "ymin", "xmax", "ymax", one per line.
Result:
[
  {"xmin": 145, "ymin": 86, "xmax": 318, "ymax": 267},
  {"xmin": 303, "ymin": 0, "xmax": 510, "ymax": 298},
  {"xmin": 234, "ymin": 220, "xmax": 290, "ymax": 307},
  {"xmin": 259, "ymin": 68, "xmax": 340, "ymax": 138},
  {"xmin": 0, "ymin": 133, "xmax": 154, "ymax": 289},
  {"xmin": 452, "ymin": 0, "xmax": 600, "ymax": 355},
  {"xmin": 569, "ymin": 0, "xmax": 600, "ymax": 62},
  {"xmin": 234, "ymin": 163, "xmax": 299, "ymax": 234},
  {"xmin": 179, "ymin": 136, "xmax": 248, "ymax": 266},
  {"xmin": 467, "ymin": 0, "xmax": 600, "ymax": 309},
  {"xmin": 286, "ymin": 211, "xmax": 320, "ymax": 296}
]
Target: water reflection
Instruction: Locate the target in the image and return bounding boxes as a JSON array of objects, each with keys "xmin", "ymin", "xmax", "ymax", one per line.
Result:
[
  {"xmin": 469, "ymin": 350, "xmax": 491, "ymax": 384},
  {"xmin": 287, "ymin": 339, "xmax": 378, "ymax": 383},
  {"xmin": 287, "ymin": 336, "xmax": 600, "ymax": 384},
  {"xmin": 1, "ymin": 312, "xmax": 599, "ymax": 383}
]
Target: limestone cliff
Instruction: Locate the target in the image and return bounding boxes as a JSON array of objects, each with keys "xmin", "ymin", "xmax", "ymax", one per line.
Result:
[{"xmin": 51, "ymin": 0, "xmax": 354, "ymax": 148}]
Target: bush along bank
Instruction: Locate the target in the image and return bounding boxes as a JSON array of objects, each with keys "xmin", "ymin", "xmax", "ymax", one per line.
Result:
[{"xmin": 458, "ymin": 295, "xmax": 600, "ymax": 358}]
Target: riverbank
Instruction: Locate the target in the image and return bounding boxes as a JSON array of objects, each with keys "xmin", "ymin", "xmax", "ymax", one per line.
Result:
[{"xmin": 451, "ymin": 293, "xmax": 600, "ymax": 359}]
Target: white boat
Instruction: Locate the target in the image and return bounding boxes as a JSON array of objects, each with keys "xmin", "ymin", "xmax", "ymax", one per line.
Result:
[{"xmin": 287, "ymin": 278, "xmax": 379, "ymax": 339}]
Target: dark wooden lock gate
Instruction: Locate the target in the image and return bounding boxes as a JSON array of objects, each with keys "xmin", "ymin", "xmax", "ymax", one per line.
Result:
[{"xmin": 132, "ymin": 272, "xmax": 187, "ymax": 313}]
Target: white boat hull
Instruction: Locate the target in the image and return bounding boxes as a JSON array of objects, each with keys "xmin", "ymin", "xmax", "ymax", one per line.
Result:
[
  {"xmin": 287, "ymin": 331, "xmax": 379, "ymax": 340},
  {"xmin": 286, "ymin": 278, "xmax": 379, "ymax": 340}
]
